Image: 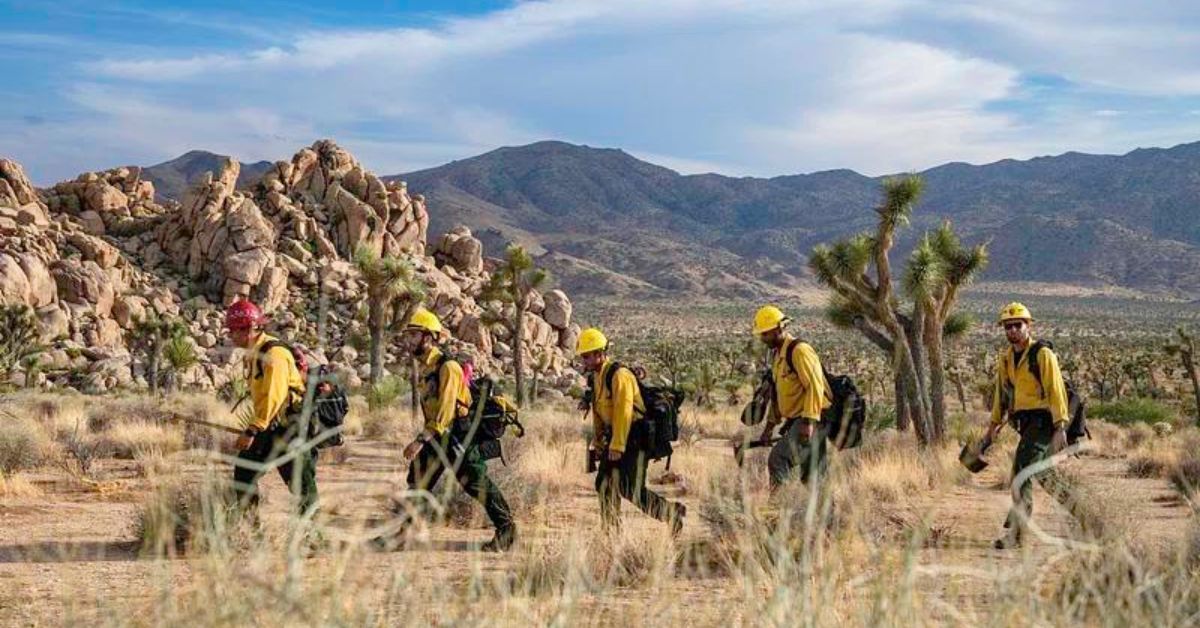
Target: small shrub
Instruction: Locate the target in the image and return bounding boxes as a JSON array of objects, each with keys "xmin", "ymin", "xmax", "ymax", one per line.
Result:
[
  {"xmin": 1090, "ymin": 397, "xmax": 1175, "ymax": 426},
  {"xmin": 0, "ymin": 419, "xmax": 47, "ymax": 474},
  {"xmin": 366, "ymin": 375, "xmax": 408, "ymax": 410},
  {"xmin": 865, "ymin": 403, "xmax": 896, "ymax": 431},
  {"xmin": 134, "ymin": 475, "xmax": 239, "ymax": 557},
  {"xmin": 1169, "ymin": 450, "xmax": 1200, "ymax": 497},
  {"xmin": 60, "ymin": 430, "xmax": 111, "ymax": 478}
]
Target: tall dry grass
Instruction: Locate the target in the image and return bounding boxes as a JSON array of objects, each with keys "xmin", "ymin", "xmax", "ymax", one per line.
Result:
[{"xmin": 2, "ymin": 392, "xmax": 1196, "ymax": 626}]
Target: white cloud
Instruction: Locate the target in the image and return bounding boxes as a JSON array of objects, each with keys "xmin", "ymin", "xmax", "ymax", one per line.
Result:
[{"xmin": 5, "ymin": 0, "xmax": 1200, "ymax": 183}]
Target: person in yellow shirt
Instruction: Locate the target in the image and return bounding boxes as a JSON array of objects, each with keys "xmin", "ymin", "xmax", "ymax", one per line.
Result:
[
  {"xmin": 752, "ymin": 306, "xmax": 832, "ymax": 491},
  {"xmin": 396, "ymin": 308, "xmax": 515, "ymax": 552},
  {"xmin": 225, "ymin": 300, "xmax": 318, "ymax": 516},
  {"xmin": 577, "ymin": 328, "xmax": 685, "ymax": 535},
  {"xmin": 987, "ymin": 302, "xmax": 1080, "ymax": 549}
]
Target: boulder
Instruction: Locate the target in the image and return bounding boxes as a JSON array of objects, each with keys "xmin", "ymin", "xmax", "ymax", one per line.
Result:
[{"xmin": 543, "ymin": 289, "xmax": 573, "ymax": 329}]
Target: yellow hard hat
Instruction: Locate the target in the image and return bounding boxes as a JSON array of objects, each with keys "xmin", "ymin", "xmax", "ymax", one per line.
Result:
[
  {"xmin": 997, "ymin": 302, "xmax": 1033, "ymax": 325},
  {"xmin": 406, "ymin": 307, "xmax": 443, "ymax": 334},
  {"xmin": 753, "ymin": 305, "xmax": 789, "ymax": 336},
  {"xmin": 576, "ymin": 328, "xmax": 609, "ymax": 356}
]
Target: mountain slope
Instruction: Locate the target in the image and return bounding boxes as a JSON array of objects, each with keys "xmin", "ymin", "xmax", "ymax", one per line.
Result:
[
  {"xmin": 143, "ymin": 150, "xmax": 273, "ymax": 202},
  {"xmin": 394, "ymin": 140, "xmax": 1200, "ymax": 299}
]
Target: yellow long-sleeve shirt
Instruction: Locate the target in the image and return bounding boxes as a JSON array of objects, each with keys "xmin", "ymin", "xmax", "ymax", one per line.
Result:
[
  {"xmin": 591, "ymin": 360, "xmax": 645, "ymax": 454},
  {"xmin": 771, "ymin": 336, "xmax": 831, "ymax": 422},
  {"xmin": 419, "ymin": 347, "xmax": 472, "ymax": 436},
  {"xmin": 990, "ymin": 340, "xmax": 1069, "ymax": 427},
  {"xmin": 243, "ymin": 334, "xmax": 304, "ymax": 432}
]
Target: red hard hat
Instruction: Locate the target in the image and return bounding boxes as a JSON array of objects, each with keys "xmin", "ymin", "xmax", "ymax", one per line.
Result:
[{"xmin": 225, "ymin": 299, "xmax": 265, "ymax": 331}]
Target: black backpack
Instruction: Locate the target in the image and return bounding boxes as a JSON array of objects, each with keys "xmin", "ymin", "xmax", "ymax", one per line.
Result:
[
  {"xmin": 1024, "ymin": 341, "xmax": 1089, "ymax": 445},
  {"xmin": 783, "ymin": 339, "xmax": 866, "ymax": 449},
  {"xmin": 595, "ymin": 362, "xmax": 685, "ymax": 468},
  {"xmin": 254, "ymin": 341, "xmax": 348, "ymax": 448},
  {"xmin": 429, "ymin": 351, "xmax": 525, "ymax": 462}
]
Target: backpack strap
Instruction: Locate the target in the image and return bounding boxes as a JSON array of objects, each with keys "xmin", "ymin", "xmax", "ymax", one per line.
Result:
[
  {"xmin": 783, "ymin": 339, "xmax": 801, "ymax": 377},
  {"xmin": 427, "ymin": 348, "xmax": 470, "ymax": 412},
  {"xmin": 603, "ymin": 361, "xmax": 621, "ymax": 398},
  {"xmin": 1026, "ymin": 340, "xmax": 1049, "ymax": 398},
  {"xmin": 783, "ymin": 338, "xmax": 834, "ymax": 399},
  {"xmin": 254, "ymin": 340, "xmax": 291, "ymax": 380},
  {"xmin": 601, "ymin": 361, "xmax": 644, "ymax": 418}
]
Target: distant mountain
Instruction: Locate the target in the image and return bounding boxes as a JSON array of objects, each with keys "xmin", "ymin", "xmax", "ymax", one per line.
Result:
[
  {"xmin": 143, "ymin": 150, "xmax": 273, "ymax": 202},
  {"xmin": 393, "ymin": 140, "xmax": 1200, "ymax": 299}
]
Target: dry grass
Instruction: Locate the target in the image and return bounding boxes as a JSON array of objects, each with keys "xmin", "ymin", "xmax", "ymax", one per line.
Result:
[
  {"xmin": 0, "ymin": 415, "xmax": 51, "ymax": 474},
  {"xmin": 3, "ymin": 390, "xmax": 1198, "ymax": 626},
  {"xmin": 0, "ymin": 471, "xmax": 41, "ymax": 497},
  {"xmin": 106, "ymin": 422, "xmax": 186, "ymax": 459}
]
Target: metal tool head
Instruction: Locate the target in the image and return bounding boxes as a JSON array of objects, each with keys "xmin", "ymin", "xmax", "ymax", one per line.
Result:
[{"xmin": 958, "ymin": 433, "xmax": 994, "ymax": 474}]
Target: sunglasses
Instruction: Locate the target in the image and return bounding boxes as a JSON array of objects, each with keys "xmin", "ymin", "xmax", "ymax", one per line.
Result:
[{"xmin": 1003, "ymin": 322, "xmax": 1026, "ymax": 331}]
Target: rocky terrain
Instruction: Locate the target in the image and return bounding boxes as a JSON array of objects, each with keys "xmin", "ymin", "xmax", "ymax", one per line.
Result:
[{"xmin": 0, "ymin": 141, "xmax": 581, "ymax": 394}]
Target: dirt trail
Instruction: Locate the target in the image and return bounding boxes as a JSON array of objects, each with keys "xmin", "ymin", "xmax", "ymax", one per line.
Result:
[{"xmin": 0, "ymin": 436, "xmax": 1193, "ymax": 625}]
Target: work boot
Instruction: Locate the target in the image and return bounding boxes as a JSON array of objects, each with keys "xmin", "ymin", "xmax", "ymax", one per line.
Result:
[
  {"xmin": 670, "ymin": 503, "xmax": 687, "ymax": 538},
  {"xmin": 481, "ymin": 525, "xmax": 516, "ymax": 553},
  {"xmin": 993, "ymin": 527, "xmax": 1021, "ymax": 550}
]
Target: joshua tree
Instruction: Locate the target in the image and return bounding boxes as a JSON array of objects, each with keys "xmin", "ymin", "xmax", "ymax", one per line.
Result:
[
  {"xmin": 129, "ymin": 311, "xmax": 188, "ymax": 395},
  {"xmin": 810, "ymin": 176, "xmax": 987, "ymax": 445},
  {"xmin": 0, "ymin": 303, "xmax": 41, "ymax": 382},
  {"xmin": 354, "ymin": 245, "xmax": 424, "ymax": 387},
  {"xmin": 162, "ymin": 332, "xmax": 198, "ymax": 393},
  {"xmin": 483, "ymin": 244, "xmax": 547, "ymax": 406},
  {"xmin": 1165, "ymin": 327, "xmax": 1200, "ymax": 427}
]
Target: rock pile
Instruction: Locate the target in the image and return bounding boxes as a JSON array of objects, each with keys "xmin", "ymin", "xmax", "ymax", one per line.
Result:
[{"xmin": 0, "ymin": 141, "xmax": 580, "ymax": 395}]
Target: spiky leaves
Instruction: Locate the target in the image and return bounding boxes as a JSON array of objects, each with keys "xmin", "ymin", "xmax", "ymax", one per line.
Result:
[
  {"xmin": 0, "ymin": 303, "xmax": 42, "ymax": 379},
  {"xmin": 354, "ymin": 245, "xmax": 425, "ymax": 386}
]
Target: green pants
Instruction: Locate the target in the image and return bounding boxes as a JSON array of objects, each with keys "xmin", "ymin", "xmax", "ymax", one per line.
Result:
[
  {"xmin": 1005, "ymin": 410, "xmax": 1079, "ymax": 534},
  {"xmin": 406, "ymin": 434, "xmax": 514, "ymax": 535},
  {"xmin": 233, "ymin": 423, "xmax": 319, "ymax": 516},
  {"xmin": 767, "ymin": 419, "xmax": 829, "ymax": 490},
  {"xmin": 595, "ymin": 436, "xmax": 680, "ymax": 528}
]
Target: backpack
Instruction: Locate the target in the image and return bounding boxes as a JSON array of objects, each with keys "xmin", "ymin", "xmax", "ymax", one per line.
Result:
[
  {"xmin": 429, "ymin": 350, "xmax": 525, "ymax": 462},
  {"xmin": 253, "ymin": 341, "xmax": 348, "ymax": 448},
  {"xmin": 783, "ymin": 339, "xmax": 866, "ymax": 449},
  {"xmin": 1024, "ymin": 341, "xmax": 1089, "ymax": 445},
  {"xmin": 740, "ymin": 368, "xmax": 774, "ymax": 426},
  {"xmin": 594, "ymin": 362, "xmax": 685, "ymax": 469}
]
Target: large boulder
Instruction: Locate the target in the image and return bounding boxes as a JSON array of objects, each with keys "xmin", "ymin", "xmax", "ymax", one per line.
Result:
[
  {"xmin": 543, "ymin": 289, "xmax": 573, "ymax": 329},
  {"xmin": 17, "ymin": 254, "xmax": 55, "ymax": 308},
  {"xmin": 51, "ymin": 261, "xmax": 115, "ymax": 317},
  {"xmin": 436, "ymin": 226, "xmax": 484, "ymax": 275},
  {"xmin": 0, "ymin": 254, "xmax": 31, "ymax": 305}
]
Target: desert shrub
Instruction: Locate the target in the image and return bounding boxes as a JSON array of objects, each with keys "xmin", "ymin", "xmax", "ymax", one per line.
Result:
[
  {"xmin": 134, "ymin": 474, "xmax": 239, "ymax": 557},
  {"xmin": 1169, "ymin": 449, "xmax": 1200, "ymax": 497},
  {"xmin": 0, "ymin": 418, "xmax": 48, "ymax": 474},
  {"xmin": 1090, "ymin": 397, "xmax": 1175, "ymax": 426},
  {"xmin": 366, "ymin": 375, "xmax": 408, "ymax": 410}
]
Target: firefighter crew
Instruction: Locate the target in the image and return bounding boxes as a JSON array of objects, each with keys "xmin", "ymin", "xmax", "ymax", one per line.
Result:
[
  {"xmin": 577, "ymin": 328, "xmax": 686, "ymax": 535},
  {"xmin": 752, "ymin": 305, "xmax": 832, "ymax": 491},
  {"xmin": 987, "ymin": 302, "xmax": 1080, "ymax": 549},
  {"xmin": 225, "ymin": 299, "xmax": 319, "ymax": 517},
  {"xmin": 396, "ymin": 308, "xmax": 516, "ymax": 552}
]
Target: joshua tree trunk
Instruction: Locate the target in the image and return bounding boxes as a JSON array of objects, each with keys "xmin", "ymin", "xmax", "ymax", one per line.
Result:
[
  {"xmin": 923, "ymin": 313, "xmax": 947, "ymax": 442},
  {"xmin": 894, "ymin": 366, "xmax": 911, "ymax": 431},
  {"xmin": 514, "ymin": 300, "xmax": 527, "ymax": 407},
  {"xmin": 368, "ymin": 306, "xmax": 386, "ymax": 387},
  {"xmin": 148, "ymin": 338, "xmax": 162, "ymax": 396}
]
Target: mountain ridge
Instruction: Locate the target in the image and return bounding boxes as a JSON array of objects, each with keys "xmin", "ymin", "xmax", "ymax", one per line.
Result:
[{"xmin": 141, "ymin": 140, "xmax": 1200, "ymax": 299}]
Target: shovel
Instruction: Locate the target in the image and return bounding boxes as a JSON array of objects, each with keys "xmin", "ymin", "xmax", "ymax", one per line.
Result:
[{"xmin": 958, "ymin": 431, "xmax": 994, "ymax": 473}]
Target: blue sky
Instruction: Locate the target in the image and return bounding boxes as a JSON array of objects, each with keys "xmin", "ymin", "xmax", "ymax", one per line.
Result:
[{"xmin": 3, "ymin": 0, "xmax": 1200, "ymax": 184}]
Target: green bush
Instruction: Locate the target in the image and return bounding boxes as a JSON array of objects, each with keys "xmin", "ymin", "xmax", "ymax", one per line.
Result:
[
  {"xmin": 1089, "ymin": 397, "xmax": 1175, "ymax": 426},
  {"xmin": 865, "ymin": 403, "xmax": 896, "ymax": 431},
  {"xmin": 366, "ymin": 375, "xmax": 409, "ymax": 410}
]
